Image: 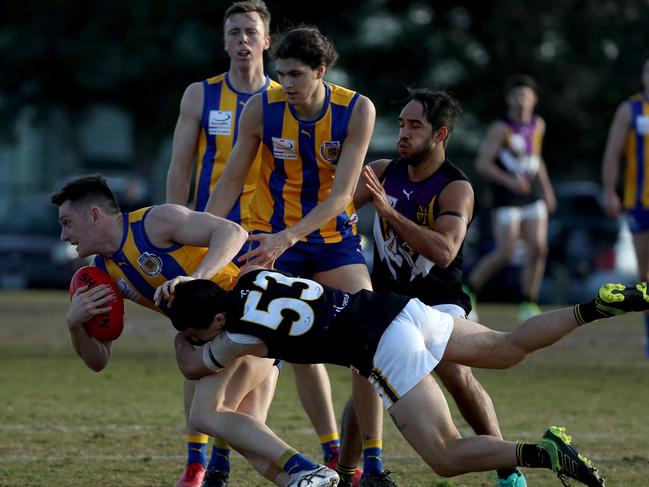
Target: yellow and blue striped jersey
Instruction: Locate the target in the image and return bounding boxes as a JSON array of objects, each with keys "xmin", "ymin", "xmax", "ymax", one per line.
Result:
[
  {"xmin": 623, "ymin": 93, "xmax": 649, "ymax": 209},
  {"xmin": 93, "ymin": 207, "xmax": 239, "ymax": 316},
  {"xmin": 194, "ymin": 72, "xmax": 280, "ymax": 226},
  {"xmin": 250, "ymin": 82, "xmax": 359, "ymax": 243}
]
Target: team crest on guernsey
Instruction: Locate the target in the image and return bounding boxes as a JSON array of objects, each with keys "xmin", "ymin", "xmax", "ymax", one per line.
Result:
[
  {"xmin": 208, "ymin": 110, "xmax": 232, "ymax": 135},
  {"xmin": 320, "ymin": 141, "xmax": 341, "ymax": 163},
  {"xmin": 137, "ymin": 252, "xmax": 163, "ymax": 276},
  {"xmin": 415, "ymin": 204, "xmax": 429, "ymax": 225},
  {"xmin": 272, "ymin": 137, "xmax": 298, "ymax": 159}
]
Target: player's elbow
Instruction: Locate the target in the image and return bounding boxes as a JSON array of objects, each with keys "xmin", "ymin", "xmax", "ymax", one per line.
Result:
[
  {"xmin": 433, "ymin": 245, "xmax": 457, "ymax": 269},
  {"xmin": 177, "ymin": 361, "xmax": 204, "ymax": 380},
  {"xmin": 84, "ymin": 355, "xmax": 108, "ymax": 373}
]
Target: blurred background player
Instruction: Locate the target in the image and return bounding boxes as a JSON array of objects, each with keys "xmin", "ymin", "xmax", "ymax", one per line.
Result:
[
  {"xmin": 467, "ymin": 75, "xmax": 556, "ymax": 322},
  {"xmin": 52, "ymin": 174, "xmax": 281, "ymax": 487},
  {"xmin": 165, "ymin": 2, "xmax": 280, "ymax": 485},
  {"xmin": 354, "ymin": 88, "xmax": 525, "ymax": 487},
  {"xmin": 206, "ymin": 25, "xmax": 389, "ymax": 487},
  {"xmin": 602, "ymin": 55, "xmax": 649, "ymax": 356}
]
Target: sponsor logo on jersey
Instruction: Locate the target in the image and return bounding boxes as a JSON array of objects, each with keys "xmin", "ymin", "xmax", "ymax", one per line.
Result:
[
  {"xmin": 320, "ymin": 141, "xmax": 341, "ymax": 163},
  {"xmin": 208, "ymin": 110, "xmax": 233, "ymax": 135},
  {"xmin": 137, "ymin": 252, "xmax": 163, "ymax": 277},
  {"xmin": 272, "ymin": 137, "xmax": 298, "ymax": 160},
  {"xmin": 637, "ymin": 115, "xmax": 649, "ymax": 135}
]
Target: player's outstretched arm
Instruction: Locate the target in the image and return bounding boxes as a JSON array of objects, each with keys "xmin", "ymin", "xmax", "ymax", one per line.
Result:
[
  {"xmin": 66, "ymin": 285, "xmax": 113, "ymax": 371},
  {"xmin": 149, "ymin": 204, "xmax": 247, "ymax": 305},
  {"xmin": 166, "ymin": 82, "xmax": 203, "ymax": 205},
  {"xmin": 602, "ymin": 101, "xmax": 631, "ymax": 218},
  {"xmin": 175, "ymin": 332, "xmax": 262, "ymax": 380}
]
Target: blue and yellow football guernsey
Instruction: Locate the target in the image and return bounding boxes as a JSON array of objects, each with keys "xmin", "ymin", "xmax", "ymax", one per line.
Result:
[
  {"xmin": 194, "ymin": 72, "xmax": 280, "ymax": 225},
  {"xmin": 623, "ymin": 93, "xmax": 649, "ymax": 210},
  {"xmin": 250, "ymin": 82, "xmax": 360, "ymax": 244},
  {"xmin": 93, "ymin": 207, "xmax": 239, "ymax": 316}
]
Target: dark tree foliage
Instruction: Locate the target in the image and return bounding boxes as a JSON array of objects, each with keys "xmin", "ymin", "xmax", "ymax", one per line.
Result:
[{"xmin": 1, "ymin": 0, "xmax": 647, "ymax": 178}]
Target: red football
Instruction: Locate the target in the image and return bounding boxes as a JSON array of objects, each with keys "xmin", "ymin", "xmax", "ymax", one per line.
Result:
[{"xmin": 69, "ymin": 266, "xmax": 124, "ymax": 341}]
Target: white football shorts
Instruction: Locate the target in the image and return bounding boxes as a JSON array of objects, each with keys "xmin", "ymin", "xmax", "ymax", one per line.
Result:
[
  {"xmin": 369, "ymin": 298, "xmax": 454, "ymax": 409},
  {"xmin": 494, "ymin": 199, "xmax": 547, "ymax": 226}
]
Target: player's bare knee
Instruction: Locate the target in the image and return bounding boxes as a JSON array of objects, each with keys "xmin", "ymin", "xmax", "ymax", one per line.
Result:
[
  {"xmin": 425, "ymin": 455, "xmax": 462, "ymax": 478},
  {"xmin": 437, "ymin": 363, "xmax": 476, "ymax": 395},
  {"xmin": 501, "ymin": 335, "xmax": 528, "ymax": 367}
]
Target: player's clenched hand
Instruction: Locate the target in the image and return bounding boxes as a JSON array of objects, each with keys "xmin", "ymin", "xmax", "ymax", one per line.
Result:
[
  {"xmin": 238, "ymin": 232, "xmax": 291, "ymax": 268},
  {"xmin": 363, "ymin": 166, "xmax": 396, "ymax": 219},
  {"xmin": 66, "ymin": 285, "xmax": 115, "ymax": 329},
  {"xmin": 154, "ymin": 276, "xmax": 195, "ymax": 307}
]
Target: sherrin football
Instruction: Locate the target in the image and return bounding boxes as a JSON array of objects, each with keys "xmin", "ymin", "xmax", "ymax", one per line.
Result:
[{"xmin": 69, "ymin": 266, "xmax": 125, "ymax": 341}]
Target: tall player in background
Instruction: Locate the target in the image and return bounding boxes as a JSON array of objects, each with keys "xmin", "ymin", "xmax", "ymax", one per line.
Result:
[
  {"xmin": 206, "ymin": 25, "xmax": 391, "ymax": 487},
  {"xmin": 165, "ymin": 3, "xmax": 345, "ymax": 485},
  {"xmin": 602, "ymin": 55, "xmax": 649, "ymax": 356},
  {"xmin": 165, "ymin": 2, "xmax": 279, "ymax": 485},
  {"xmin": 354, "ymin": 88, "xmax": 525, "ymax": 487},
  {"xmin": 53, "ymin": 175, "xmax": 283, "ymax": 487},
  {"xmin": 467, "ymin": 75, "xmax": 556, "ymax": 323}
]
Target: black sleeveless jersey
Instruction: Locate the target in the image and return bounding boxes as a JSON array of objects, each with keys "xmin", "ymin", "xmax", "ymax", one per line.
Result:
[
  {"xmin": 371, "ymin": 159, "xmax": 472, "ymax": 314},
  {"xmin": 225, "ymin": 269, "xmax": 410, "ymax": 377}
]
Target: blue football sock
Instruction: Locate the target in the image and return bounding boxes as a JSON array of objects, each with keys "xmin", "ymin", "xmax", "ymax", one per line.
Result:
[
  {"xmin": 362, "ymin": 439, "xmax": 384, "ymax": 474},
  {"xmin": 186, "ymin": 434, "xmax": 208, "ymax": 466},
  {"xmin": 208, "ymin": 437, "xmax": 230, "ymax": 472},
  {"xmin": 319, "ymin": 433, "xmax": 341, "ymax": 463},
  {"xmin": 279, "ymin": 448, "xmax": 319, "ymax": 475}
]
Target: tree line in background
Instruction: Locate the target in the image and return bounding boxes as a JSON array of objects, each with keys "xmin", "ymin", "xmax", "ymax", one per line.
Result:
[{"xmin": 1, "ymin": 0, "xmax": 648, "ymax": 187}]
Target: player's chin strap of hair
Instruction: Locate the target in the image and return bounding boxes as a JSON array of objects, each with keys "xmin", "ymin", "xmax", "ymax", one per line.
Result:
[{"xmin": 437, "ymin": 210, "xmax": 467, "ymax": 223}]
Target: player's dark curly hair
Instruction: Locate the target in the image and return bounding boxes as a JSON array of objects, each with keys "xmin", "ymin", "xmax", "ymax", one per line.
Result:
[
  {"xmin": 51, "ymin": 174, "xmax": 121, "ymax": 214},
  {"xmin": 169, "ymin": 280, "xmax": 231, "ymax": 331},
  {"xmin": 401, "ymin": 88, "xmax": 462, "ymax": 144},
  {"xmin": 270, "ymin": 25, "xmax": 338, "ymax": 70}
]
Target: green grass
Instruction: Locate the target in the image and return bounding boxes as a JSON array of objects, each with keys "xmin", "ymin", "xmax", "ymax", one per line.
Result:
[{"xmin": 1, "ymin": 290, "xmax": 649, "ymax": 486}]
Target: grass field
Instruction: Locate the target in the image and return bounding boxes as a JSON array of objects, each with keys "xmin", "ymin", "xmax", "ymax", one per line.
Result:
[{"xmin": 1, "ymin": 290, "xmax": 649, "ymax": 487}]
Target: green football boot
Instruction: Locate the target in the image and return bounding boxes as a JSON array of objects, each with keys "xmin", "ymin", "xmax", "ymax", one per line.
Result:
[
  {"xmin": 596, "ymin": 282, "xmax": 649, "ymax": 316},
  {"xmin": 538, "ymin": 426, "xmax": 604, "ymax": 486},
  {"xmin": 518, "ymin": 301, "xmax": 541, "ymax": 323}
]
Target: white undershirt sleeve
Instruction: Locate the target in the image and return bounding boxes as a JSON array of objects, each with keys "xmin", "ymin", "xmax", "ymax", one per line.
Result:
[{"xmin": 201, "ymin": 332, "xmax": 251, "ymax": 372}]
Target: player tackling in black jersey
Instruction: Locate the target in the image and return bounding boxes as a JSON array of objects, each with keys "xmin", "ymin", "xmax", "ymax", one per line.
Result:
[{"xmin": 165, "ymin": 266, "xmax": 649, "ymax": 487}]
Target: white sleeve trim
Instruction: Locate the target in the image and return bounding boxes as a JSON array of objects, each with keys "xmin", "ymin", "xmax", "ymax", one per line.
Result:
[
  {"xmin": 201, "ymin": 333, "xmax": 249, "ymax": 372},
  {"xmin": 226, "ymin": 331, "xmax": 263, "ymax": 344}
]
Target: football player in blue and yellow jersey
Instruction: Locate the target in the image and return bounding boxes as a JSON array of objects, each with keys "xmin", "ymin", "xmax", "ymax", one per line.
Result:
[
  {"xmin": 166, "ymin": 4, "xmax": 349, "ymax": 483},
  {"xmin": 52, "ymin": 174, "xmax": 284, "ymax": 487},
  {"xmin": 166, "ymin": 0, "xmax": 277, "ymax": 226},
  {"xmin": 205, "ymin": 25, "xmax": 391, "ymax": 487},
  {"xmin": 165, "ymin": 2, "xmax": 288, "ymax": 485},
  {"xmin": 468, "ymin": 75, "xmax": 557, "ymax": 323},
  {"xmin": 602, "ymin": 56, "xmax": 649, "ymax": 355}
]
